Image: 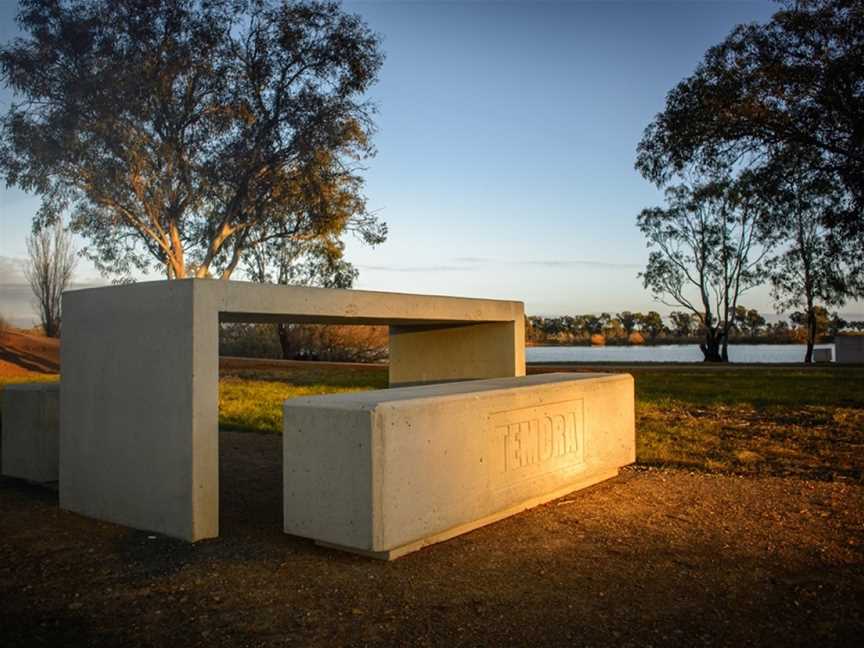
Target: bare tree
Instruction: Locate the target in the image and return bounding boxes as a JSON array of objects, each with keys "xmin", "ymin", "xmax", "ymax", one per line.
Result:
[
  {"xmin": 25, "ymin": 221, "xmax": 77, "ymax": 337},
  {"xmin": 638, "ymin": 178, "xmax": 767, "ymax": 362}
]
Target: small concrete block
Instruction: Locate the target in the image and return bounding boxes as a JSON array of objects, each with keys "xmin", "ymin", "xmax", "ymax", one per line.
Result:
[
  {"xmin": 2, "ymin": 383, "xmax": 60, "ymax": 482},
  {"xmin": 283, "ymin": 372, "xmax": 635, "ymax": 559},
  {"xmin": 812, "ymin": 348, "xmax": 832, "ymax": 363}
]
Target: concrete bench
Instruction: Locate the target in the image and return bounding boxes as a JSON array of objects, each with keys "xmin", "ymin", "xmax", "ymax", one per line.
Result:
[
  {"xmin": 1, "ymin": 383, "xmax": 60, "ymax": 483},
  {"xmin": 283, "ymin": 372, "xmax": 634, "ymax": 559}
]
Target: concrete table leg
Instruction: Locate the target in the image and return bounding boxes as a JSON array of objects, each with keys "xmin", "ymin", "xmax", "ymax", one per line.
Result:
[{"xmin": 60, "ymin": 281, "xmax": 218, "ymax": 541}]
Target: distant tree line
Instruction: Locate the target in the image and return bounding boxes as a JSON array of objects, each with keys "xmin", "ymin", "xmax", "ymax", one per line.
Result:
[
  {"xmin": 220, "ymin": 322, "xmax": 387, "ymax": 363},
  {"xmin": 526, "ymin": 307, "xmax": 863, "ymax": 347}
]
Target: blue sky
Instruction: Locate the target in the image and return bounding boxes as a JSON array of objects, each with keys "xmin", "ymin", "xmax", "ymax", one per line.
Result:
[{"xmin": 5, "ymin": 0, "xmax": 856, "ymax": 323}]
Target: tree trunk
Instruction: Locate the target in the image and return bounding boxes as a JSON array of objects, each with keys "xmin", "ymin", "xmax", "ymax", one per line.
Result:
[
  {"xmin": 277, "ymin": 323, "xmax": 292, "ymax": 360},
  {"xmin": 804, "ymin": 308, "xmax": 816, "ymax": 363},
  {"xmin": 700, "ymin": 330, "xmax": 724, "ymax": 362},
  {"xmin": 43, "ymin": 310, "xmax": 58, "ymax": 338}
]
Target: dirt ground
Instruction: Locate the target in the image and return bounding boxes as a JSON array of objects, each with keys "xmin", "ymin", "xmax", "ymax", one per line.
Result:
[
  {"xmin": 0, "ymin": 329, "xmax": 59, "ymax": 377},
  {"xmin": 2, "ymin": 430, "xmax": 862, "ymax": 647}
]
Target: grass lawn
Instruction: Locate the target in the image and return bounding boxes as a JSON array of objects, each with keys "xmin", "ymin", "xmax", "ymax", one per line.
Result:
[
  {"xmin": 220, "ymin": 362, "xmax": 864, "ymax": 483},
  {"xmin": 219, "ymin": 363, "xmax": 387, "ymax": 433},
  {"xmin": 633, "ymin": 367, "xmax": 864, "ymax": 481},
  {"xmin": 0, "ymin": 374, "xmax": 59, "ymax": 391},
  {"xmin": 3, "ymin": 363, "xmax": 861, "ymax": 482}
]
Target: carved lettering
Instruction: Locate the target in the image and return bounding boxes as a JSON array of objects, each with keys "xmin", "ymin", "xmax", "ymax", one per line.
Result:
[{"xmin": 490, "ymin": 400, "xmax": 585, "ymax": 490}]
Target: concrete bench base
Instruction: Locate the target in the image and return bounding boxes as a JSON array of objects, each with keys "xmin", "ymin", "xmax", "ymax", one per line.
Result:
[
  {"xmin": 316, "ymin": 467, "xmax": 618, "ymax": 560},
  {"xmin": 283, "ymin": 372, "xmax": 634, "ymax": 559},
  {"xmin": 1, "ymin": 383, "xmax": 60, "ymax": 483}
]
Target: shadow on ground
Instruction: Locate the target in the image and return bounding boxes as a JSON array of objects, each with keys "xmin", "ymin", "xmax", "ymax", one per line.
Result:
[{"xmin": 0, "ymin": 345, "xmax": 59, "ymax": 374}]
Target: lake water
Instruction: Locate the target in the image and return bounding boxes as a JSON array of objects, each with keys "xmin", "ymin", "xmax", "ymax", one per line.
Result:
[{"xmin": 526, "ymin": 343, "xmax": 834, "ymax": 364}]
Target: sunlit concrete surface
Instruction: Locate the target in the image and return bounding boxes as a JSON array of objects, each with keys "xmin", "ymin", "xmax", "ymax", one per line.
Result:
[
  {"xmin": 59, "ymin": 279, "xmax": 524, "ymax": 542},
  {"xmin": 283, "ymin": 372, "xmax": 635, "ymax": 559},
  {"xmin": 1, "ymin": 383, "xmax": 60, "ymax": 483},
  {"xmin": 835, "ymin": 334, "xmax": 864, "ymax": 364}
]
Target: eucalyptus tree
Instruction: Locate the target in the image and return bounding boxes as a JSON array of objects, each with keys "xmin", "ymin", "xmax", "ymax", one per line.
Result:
[
  {"xmin": 669, "ymin": 310, "xmax": 697, "ymax": 338},
  {"xmin": 1, "ymin": 0, "xmax": 385, "ymax": 281},
  {"xmin": 616, "ymin": 311, "xmax": 639, "ymax": 336},
  {"xmin": 756, "ymin": 165, "xmax": 854, "ymax": 362},
  {"xmin": 733, "ymin": 306, "xmax": 766, "ymax": 337},
  {"xmin": 638, "ymin": 179, "xmax": 768, "ymax": 362},
  {"xmin": 636, "ymin": 311, "xmax": 666, "ymax": 344},
  {"xmin": 243, "ymin": 224, "xmax": 384, "ymax": 358},
  {"xmin": 636, "ymin": 0, "xmax": 864, "ymax": 265}
]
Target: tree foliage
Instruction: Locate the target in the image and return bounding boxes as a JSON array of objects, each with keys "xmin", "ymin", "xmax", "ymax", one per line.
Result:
[
  {"xmin": 616, "ymin": 311, "xmax": 638, "ymax": 336},
  {"xmin": 1, "ymin": 0, "xmax": 386, "ymax": 281},
  {"xmin": 669, "ymin": 310, "xmax": 697, "ymax": 337},
  {"xmin": 245, "ymin": 237, "xmax": 360, "ymax": 290},
  {"xmin": 636, "ymin": 311, "xmax": 666, "ymax": 343},
  {"xmin": 244, "ymin": 234, "xmax": 368, "ymax": 358},
  {"xmin": 733, "ymin": 305, "xmax": 767, "ymax": 336},
  {"xmin": 636, "ymin": 0, "xmax": 864, "ymax": 252}
]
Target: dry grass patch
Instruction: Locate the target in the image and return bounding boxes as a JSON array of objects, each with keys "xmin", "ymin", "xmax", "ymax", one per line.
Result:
[{"xmin": 637, "ymin": 401, "xmax": 864, "ymax": 481}]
